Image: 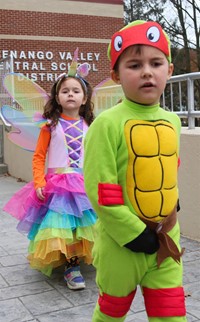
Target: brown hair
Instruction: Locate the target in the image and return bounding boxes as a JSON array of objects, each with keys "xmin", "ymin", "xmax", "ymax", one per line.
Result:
[{"xmin": 43, "ymin": 76, "xmax": 95, "ymax": 127}]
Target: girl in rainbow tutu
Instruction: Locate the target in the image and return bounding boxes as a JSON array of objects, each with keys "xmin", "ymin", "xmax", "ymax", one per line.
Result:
[{"xmin": 3, "ymin": 49, "xmax": 96, "ymax": 290}]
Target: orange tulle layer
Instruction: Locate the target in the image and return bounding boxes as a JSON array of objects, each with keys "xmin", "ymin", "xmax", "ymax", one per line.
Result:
[{"xmin": 28, "ymin": 237, "xmax": 93, "ymax": 276}]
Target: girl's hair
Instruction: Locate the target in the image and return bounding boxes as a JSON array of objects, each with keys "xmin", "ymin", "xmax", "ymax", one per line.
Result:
[{"xmin": 43, "ymin": 76, "xmax": 95, "ymax": 127}]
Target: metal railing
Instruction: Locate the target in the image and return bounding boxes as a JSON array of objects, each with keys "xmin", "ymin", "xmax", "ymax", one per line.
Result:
[
  {"xmin": 0, "ymin": 56, "xmax": 14, "ymax": 127},
  {"xmin": 93, "ymin": 72, "xmax": 200, "ymax": 129},
  {"xmin": 1, "ymin": 71, "xmax": 200, "ymax": 129},
  {"xmin": 161, "ymin": 72, "xmax": 200, "ymax": 129}
]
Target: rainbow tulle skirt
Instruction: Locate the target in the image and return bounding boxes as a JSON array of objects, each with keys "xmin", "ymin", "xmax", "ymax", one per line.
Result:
[{"xmin": 3, "ymin": 172, "xmax": 97, "ymax": 276}]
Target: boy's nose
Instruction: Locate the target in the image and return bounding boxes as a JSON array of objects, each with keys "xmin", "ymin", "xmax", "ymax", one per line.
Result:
[{"xmin": 142, "ymin": 65, "xmax": 152, "ymax": 77}]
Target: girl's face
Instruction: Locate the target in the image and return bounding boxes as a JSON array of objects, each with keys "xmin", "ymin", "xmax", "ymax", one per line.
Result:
[
  {"xmin": 56, "ymin": 77, "xmax": 87, "ymax": 118},
  {"xmin": 111, "ymin": 45, "xmax": 174, "ymax": 106}
]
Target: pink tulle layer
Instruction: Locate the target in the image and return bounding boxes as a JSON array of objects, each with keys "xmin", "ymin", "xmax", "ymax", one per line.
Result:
[{"xmin": 4, "ymin": 172, "xmax": 92, "ymax": 221}]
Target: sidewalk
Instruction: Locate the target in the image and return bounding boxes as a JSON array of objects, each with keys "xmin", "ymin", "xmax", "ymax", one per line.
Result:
[{"xmin": 0, "ymin": 174, "xmax": 200, "ymax": 322}]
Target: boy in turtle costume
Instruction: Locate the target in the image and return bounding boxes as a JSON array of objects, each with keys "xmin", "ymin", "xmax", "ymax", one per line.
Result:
[{"xmin": 84, "ymin": 20, "xmax": 187, "ymax": 321}]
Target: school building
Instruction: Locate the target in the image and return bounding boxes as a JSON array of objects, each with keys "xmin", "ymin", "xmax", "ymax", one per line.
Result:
[
  {"xmin": 0, "ymin": 0, "xmax": 124, "ymax": 179},
  {"xmin": 0, "ymin": 0, "xmax": 124, "ymax": 92},
  {"xmin": 0, "ymin": 0, "xmax": 124, "ymax": 207}
]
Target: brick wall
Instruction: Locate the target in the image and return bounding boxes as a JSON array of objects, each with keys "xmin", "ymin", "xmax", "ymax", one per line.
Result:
[{"xmin": 0, "ymin": 8, "xmax": 124, "ymax": 92}]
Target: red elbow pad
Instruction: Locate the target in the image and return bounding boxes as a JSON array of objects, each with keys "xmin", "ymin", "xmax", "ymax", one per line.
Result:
[{"xmin": 98, "ymin": 183, "xmax": 124, "ymax": 206}]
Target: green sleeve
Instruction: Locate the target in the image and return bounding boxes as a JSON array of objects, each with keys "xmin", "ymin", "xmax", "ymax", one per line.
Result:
[{"xmin": 84, "ymin": 114, "xmax": 146, "ymax": 247}]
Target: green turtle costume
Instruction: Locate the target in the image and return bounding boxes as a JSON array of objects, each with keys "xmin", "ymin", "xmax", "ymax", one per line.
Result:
[{"xmin": 84, "ymin": 20, "xmax": 186, "ymax": 321}]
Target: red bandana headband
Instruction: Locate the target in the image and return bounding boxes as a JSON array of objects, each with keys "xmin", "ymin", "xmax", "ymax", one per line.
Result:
[{"xmin": 108, "ymin": 20, "xmax": 171, "ymax": 69}]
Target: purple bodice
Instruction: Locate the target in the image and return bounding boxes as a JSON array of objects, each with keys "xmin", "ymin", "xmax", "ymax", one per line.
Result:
[{"xmin": 60, "ymin": 117, "xmax": 83, "ymax": 168}]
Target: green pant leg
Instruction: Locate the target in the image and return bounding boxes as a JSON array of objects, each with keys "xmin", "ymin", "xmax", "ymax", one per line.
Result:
[
  {"xmin": 149, "ymin": 317, "xmax": 187, "ymax": 322},
  {"xmin": 92, "ymin": 304, "xmax": 126, "ymax": 322},
  {"xmin": 92, "ymin": 228, "xmax": 148, "ymax": 321},
  {"xmin": 143, "ymin": 256, "xmax": 187, "ymax": 322},
  {"xmin": 141, "ymin": 223, "xmax": 187, "ymax": 321}
]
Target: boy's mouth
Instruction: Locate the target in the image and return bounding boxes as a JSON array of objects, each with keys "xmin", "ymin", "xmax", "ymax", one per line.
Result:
[{"xmin": 142, "ymin": 82, "xmax": 154, "ymax": 88}]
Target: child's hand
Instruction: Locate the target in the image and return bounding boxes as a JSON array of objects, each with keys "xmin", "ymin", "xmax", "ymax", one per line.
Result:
[
  {"xmin": 36, "ymin": 187, "xmax": 45, "ymax": 201},
  {"xmin": 124, "ymin": 227, "xmax": 159, "ymax": 254}
]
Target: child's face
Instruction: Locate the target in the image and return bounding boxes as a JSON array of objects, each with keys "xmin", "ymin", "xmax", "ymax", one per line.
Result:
[
  {"xmin": 56, "ymin": 77, "xmax": 87, "ymax": 117},
  {"xmin": 111, "ymin": 45, "xmax": 174, "ymax": 106}
]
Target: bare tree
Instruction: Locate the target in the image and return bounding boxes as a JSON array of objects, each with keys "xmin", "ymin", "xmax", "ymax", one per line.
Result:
[
  {"xmin": 124, "ymin": 0, "xmax": 167, "ymax": 25},
  {"xmin": 124, "ymin": 0, "xmax": 200, "ymax": 73}
]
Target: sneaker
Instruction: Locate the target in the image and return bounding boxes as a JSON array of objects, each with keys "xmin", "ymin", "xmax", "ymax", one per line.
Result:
[{"xmin": 64, "ymin": 266, "xmax": 86, "ymax": 290}]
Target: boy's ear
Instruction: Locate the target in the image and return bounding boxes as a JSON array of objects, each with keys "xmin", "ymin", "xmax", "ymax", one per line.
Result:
[
  {"xmin": 167, "ymin": 63, "xmax": 174, "ymax": 80},
  {"xmin": 111, "ymin": 70, "xmax": 121, "ymax": 84}
]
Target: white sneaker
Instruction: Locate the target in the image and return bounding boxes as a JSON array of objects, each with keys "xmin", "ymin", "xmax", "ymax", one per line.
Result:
[{"xmin": 64, "ymin": 266, "xmax": 86, "ymax": 290}]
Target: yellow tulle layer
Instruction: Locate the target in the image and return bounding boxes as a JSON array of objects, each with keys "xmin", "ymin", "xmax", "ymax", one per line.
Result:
[
  {"xmin": 27, "ymin": 226, "xmax": 96, "ymax": 276},
  {"xmin": 28, "ymin": 237, "xmax": 94, "ymax": 276}
]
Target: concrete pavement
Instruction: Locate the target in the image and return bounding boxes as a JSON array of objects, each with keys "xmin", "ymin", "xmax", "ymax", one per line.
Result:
[{"xmin": 0, "ymin": 173, "xmax": 200, "ymax": 322}]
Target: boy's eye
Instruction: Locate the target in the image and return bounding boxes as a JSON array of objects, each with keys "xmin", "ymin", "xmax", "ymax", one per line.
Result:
[
  {"xmin": 152, "ymin": 61, "xmax": 162, "ymax": 67},
  {"xmin": 129, "ymin": 63, "xmax": 140, "ymax": 69}
]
